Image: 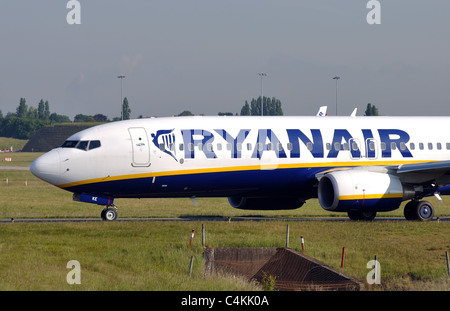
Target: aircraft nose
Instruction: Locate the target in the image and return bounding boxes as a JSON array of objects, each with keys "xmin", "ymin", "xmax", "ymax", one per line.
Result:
[{"xmin": 30, "ymin": 149, "xmax": 61, "ymax": 185}]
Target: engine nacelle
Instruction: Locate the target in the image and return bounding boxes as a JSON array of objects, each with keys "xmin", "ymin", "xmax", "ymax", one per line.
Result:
[
  {"xmin": 318, "ymin": 170, "xmax": 408, "ymax": 212},
  {"xmin": 228, "ymin": 196, "xmax": 305, "ymax": 210}
]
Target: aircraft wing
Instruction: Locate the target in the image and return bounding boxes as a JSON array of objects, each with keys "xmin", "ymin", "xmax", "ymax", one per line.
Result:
[
  {"xmin": 316, "ymin": 160, "xmax": 450, "ymax": 188},
  {"xmin": 396, "ymin": 160, "xmax": 450, "ymax": 174},
  {"xmin": 393, "ymin": 160, "xmax": 450, "ymax": 186}
]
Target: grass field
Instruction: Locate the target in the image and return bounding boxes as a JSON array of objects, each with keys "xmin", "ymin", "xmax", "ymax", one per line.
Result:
[
  {"xmin": 0, "ymin": 153, "xmax": 449, "ymax": 291},
  {"xmin": 0, "ymin": 137, "xmax": 27, "ymax": 151}
]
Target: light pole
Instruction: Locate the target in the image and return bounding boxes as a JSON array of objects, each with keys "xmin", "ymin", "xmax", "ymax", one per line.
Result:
[
  {"xmin": 118, "ymin": 75, "xmax": 125, "ymax": 120},
  {"xmin": 333, "ymin": 76, "xmax": 340, "ymax": 116},
  {"xmin": 258, "ymin": 73, "xmax": 267, "ymax": 116}
]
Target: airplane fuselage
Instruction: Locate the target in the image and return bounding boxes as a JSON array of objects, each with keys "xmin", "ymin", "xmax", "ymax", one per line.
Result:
[{"xmin": 30, "ymin": 116, "xmax": 450, "ymax": 220}]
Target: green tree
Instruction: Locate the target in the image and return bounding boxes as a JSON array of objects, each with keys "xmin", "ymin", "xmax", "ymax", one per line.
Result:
[
  {"xmin": 0, "ymin": 97, "xmax": 74, "ymax": 139},
  {"xmin": 49, "ymin": 113, "xmax": 71, "ymax": 123},
  {"xmin": 242, "ymin": 96, "xmax": 284, "ymax": 116},
  {"xmin": 364, "ymin": 103, "xmax": 379, "ymax": 116},
  {"xmin": 74, "ymin": 114, "xmax": 95, "ymax": 122},
  {"xmin": 37, "ymin": 99, "xmax": 50, "ymax": 120},
  {"xmin": 0, "ymin": 116, "xmax": 45, "ymax": 139},
  {"xmin": 178, "ymin": 110, "xmax": 194, "ymax": 116},
  {"xmin": 38, "ymin": 99, "xmax": 45, "ymax": 120},
  {"xmin": 251, "ymin": 98, "xmax": 261, "ymax": 116},
  {"xmin": 44, "ymin": 100, "xmax": 50, "ymax": 120},
  {"xmin": 28, "ymin": 106, "xmax": 38, "ymax": 119},
  {"xmin": 93, "ymin": 114, "xmax": 109, "ymax": 122},
  {"xmin": 240, "ymin": 101, "xmax": 251, "ymax": 116},
  {"xmin": 122, "ymin": 97, "xmax": 131, "ymax": 120},
  {"xmin": 16, "ymin": 98, "xmax": 28, "ymax": 118}
]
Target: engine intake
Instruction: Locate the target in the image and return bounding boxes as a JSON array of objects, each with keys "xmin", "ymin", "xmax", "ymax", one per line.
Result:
[{"xmin": 318, "ymin": 170, "xmax": 408, "ymax": 212}]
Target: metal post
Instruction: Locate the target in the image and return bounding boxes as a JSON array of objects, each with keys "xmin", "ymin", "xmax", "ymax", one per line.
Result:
[
  {"xmin": 202, "ymin": 224, "xmax": 205, "ymax": 247},
  {"xmin": 333, "ymin": 76, "xmax": 340, "ymax": 116},
  {"xmin": 189, "ymin": 256, "xmax": 194, "ymax": 277},
  {"xmin": 258, "ymin": 73, "xmax": 267, "ymax": 116},
  {"xmin": 190, "ymin": 229, "xmax": 195, "ymax": 246},
  {"xmin": 286, "ymin": 224, "xmax": 289, "ymax": 248},
  {"xmin": 446, "ymin": 251, "xmax": 449, "ymax": 276},
  {"xmin": 117, "ymin": 75, "xmax": 125, "ymax": 120}
]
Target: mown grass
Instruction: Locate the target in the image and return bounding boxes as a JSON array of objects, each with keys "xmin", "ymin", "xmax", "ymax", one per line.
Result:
[
  {"xmin": 0, "ymin": 153, "xmax": 449, "ymax": 290},
  {"xmin": 0, "ymin": 137, "xmax": 28, "ymax": 152},
  {"xmin": 0, "ymin": 151, "xmax": 39, "ymax": 167},
  {"xmin": 0, "ymin": 221, "xmax": 449, "ymax": 290},
  {"xmin": 0, "ymin": 222, "xmax": 262, "ymax": 291}
]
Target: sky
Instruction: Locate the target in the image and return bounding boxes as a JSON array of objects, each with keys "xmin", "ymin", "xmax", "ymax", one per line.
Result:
[{"xmin": 1, "ymin": 1, "xmax": 450, "ymax": 120}]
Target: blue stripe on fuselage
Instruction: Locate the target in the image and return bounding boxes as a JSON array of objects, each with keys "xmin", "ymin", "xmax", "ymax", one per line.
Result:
[{"xmin": 63, "ymin": 166, "xmax": 326, "ymax": 199}]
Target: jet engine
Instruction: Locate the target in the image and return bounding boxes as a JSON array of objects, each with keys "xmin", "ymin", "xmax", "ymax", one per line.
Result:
[
  {"xmin": 228, "ymin": 196, "xmax": 305, "ymax": 210},
  {"xmin": 317, "ymin": 169, "xmax": 413, "ymax": 213}
]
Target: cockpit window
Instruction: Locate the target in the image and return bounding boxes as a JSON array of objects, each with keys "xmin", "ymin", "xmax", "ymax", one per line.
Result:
[
  {"xmin": 61, "ymin": 140, "xmax": 102, "ymax": 151},
  {"xmin": 77, "ymin": 141, "xmax": 89, "ymax": 151},
  {"xmin": 88, "ymin": 140, "xmax": 101, "ymax": 150},
  {"xmin": 61, "ymin": 140, "xmax": 79, "ymax": 148}
]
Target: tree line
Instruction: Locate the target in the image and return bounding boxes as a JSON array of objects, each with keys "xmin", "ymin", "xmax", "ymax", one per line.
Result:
[
  {"xmin": 1, "ymin": 95, "xmax": 379, "ymax": 140},
  {"xmin": 185, "ymin": 96, "xmax": 285, "ymax": 117},
  {"xmin": 0, "ymin": 97, "xmax": 132, "ymax": 140}
]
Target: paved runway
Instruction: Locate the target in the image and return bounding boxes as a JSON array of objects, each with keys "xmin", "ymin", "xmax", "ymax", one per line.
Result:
[{"xmin": 1, "ymin": 216, "xmax": 449, "ymax": 223}]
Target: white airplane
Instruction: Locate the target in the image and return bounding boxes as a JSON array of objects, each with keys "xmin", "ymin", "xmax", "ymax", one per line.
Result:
[{"xmin": 30, "ymin": 116, "xmax": 450, "ymax": 221}]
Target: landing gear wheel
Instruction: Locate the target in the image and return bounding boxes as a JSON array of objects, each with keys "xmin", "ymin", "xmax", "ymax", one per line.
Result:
[
  {"xmin": 403, "ymin": 201, "xmax": 416, "ymax": 220},
  {"xmin": 347, "ymin": 210, "xmax": 377, "ymax": 221},
  {"xmin": 404, "ymin": 200, "xmax": 434, "ymax": 221},
  {"xmin": 101, "ymin": 207, "xmax": 118, "ymax": 221},
  {"xmin": 416, "ymin": 201, "xmax": 434, "ymax": 221}
]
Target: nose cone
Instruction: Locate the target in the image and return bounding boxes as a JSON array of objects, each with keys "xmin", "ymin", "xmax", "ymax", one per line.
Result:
[{"xmin": 30, "ymin": 149, "xmax": 61, "ymax": 185}]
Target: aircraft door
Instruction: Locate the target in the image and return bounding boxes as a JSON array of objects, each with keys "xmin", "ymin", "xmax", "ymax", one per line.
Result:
[
  {"xmin": 129, "ymin": 127, "xmax": 151, "ymax": 167},
  {"xmin": 349, "ymin": 138, "xmax": 361, "ymax": 159},
  {"xmin": 365, "ymin": 138, "xmax": 378, "ymax": 159}
]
